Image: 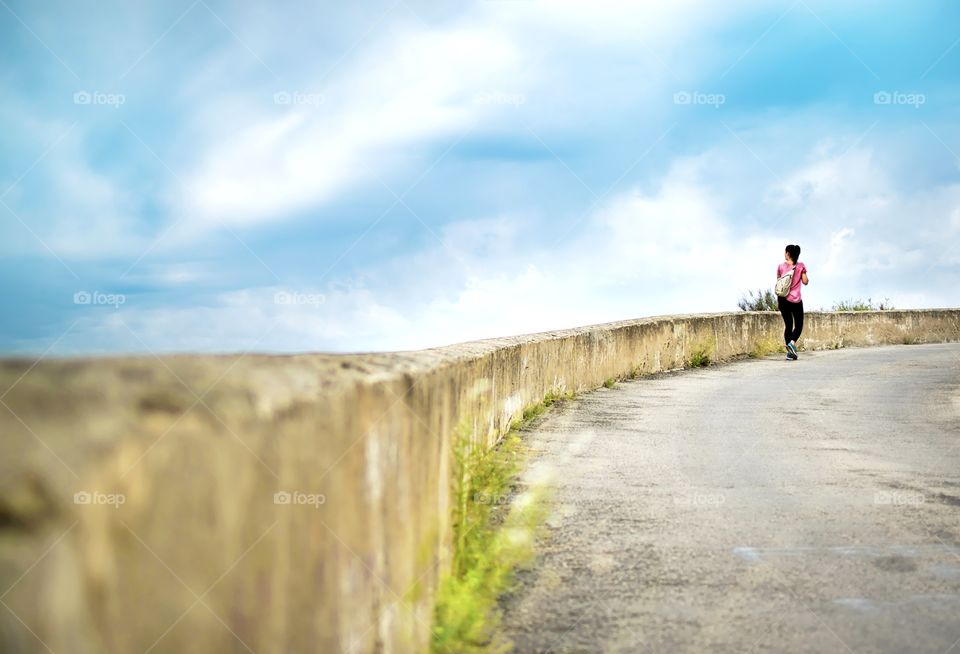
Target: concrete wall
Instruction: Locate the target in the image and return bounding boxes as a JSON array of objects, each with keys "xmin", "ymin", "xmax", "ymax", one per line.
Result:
[{"xmin": 1, "ymin": 309, "xmax": 957, "ymax": 653}]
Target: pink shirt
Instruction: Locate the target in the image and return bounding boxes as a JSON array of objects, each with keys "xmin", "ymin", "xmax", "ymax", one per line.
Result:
[{"xmin": 777, "ymin": 261, "xmax": 806, "ymax": 303}]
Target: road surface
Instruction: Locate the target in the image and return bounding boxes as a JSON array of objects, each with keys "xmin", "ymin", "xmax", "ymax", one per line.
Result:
[{"xmin": 501, "ymin": 343, "xmax": 960, "ymax": 654}]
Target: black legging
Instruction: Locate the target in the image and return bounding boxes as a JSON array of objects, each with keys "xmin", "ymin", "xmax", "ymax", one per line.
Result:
[{"xmin": 777, "ymin": 297, "xmax": 804, "ymax": 345}]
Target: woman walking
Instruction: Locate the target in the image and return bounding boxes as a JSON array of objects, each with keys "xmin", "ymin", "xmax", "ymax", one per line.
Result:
[{"xmin": 776, "ymin": 244, "xmax": 808, "ymax": 360}]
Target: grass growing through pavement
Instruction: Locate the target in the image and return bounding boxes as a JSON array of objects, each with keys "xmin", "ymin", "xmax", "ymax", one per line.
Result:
[{"xmin": 431, "ymin": 392, "xmax": 565, "ymax": 653}]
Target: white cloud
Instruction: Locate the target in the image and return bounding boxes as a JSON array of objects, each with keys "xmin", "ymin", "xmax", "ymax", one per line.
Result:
[
  {"xmin": 177, "ymin": 25, "xmax": 522, "ymax": 229},
  {"xmin": 821, "ymin": 227, "xmax": 854, "ymax": 276}
]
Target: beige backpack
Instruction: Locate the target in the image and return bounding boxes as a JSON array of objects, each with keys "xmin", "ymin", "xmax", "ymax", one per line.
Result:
[{"xmin": 775, "ymin": 265, "xmax": 796, "ymax": 298}]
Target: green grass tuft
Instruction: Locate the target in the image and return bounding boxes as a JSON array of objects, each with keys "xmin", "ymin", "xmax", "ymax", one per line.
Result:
[
  {"xmin": 832, "ymin": 297, "xmax": 895, "ymax": 311},
  {"xmin": 603, "ymin": 377, "xmax": 616, "ymax": 388},
  {"xmin": 687, "ymin": 347, "xmax": 711, "ymax": 368},
  {"xmin": 738, "ymin": 288, "xmax": 778, "ymax": 312},
  {"xmin": 511, "ymin": 390, "xmax": 573, "ymax": 430},
  {"xmin": 431, "ymin": 395, "xmax": 561, "ymax": 653},
  {"xmin": 748, "ymin": 337, "xmax": 782, "ymax": 358}
]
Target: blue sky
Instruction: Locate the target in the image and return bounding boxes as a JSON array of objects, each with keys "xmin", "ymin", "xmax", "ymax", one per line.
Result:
[{"xmin": 1, "ymin": 0, "xmax": 958, "ymax": 354}]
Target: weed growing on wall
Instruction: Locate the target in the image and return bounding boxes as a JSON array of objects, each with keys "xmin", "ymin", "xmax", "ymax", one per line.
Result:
[
  {"xmin": 748, "ymin": 337, "xmax": 784, "ymax": 358},
  {"xmin": 510, "ymin": 390, "xmax": 574, "ymax": 430},
  {"xmin": 687, "ymin": 339, "xmax": 715, "ymax": 368}
]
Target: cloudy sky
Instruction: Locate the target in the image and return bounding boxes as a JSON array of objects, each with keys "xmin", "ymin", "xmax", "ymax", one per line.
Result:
[{"xmin": 1, "ymin": 0, "xmax": 958, "ymax": 355}]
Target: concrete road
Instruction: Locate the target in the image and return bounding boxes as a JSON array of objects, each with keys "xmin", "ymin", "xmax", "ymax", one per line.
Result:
[{"xmin": 501, "ymin": 343, "xmax": 960, "ymax": 654}]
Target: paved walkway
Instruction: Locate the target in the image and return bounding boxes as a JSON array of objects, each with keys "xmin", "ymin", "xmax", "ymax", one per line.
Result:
[{"xmin": 502, "ymin": 344, "xmax": 960, "ymax": 653}]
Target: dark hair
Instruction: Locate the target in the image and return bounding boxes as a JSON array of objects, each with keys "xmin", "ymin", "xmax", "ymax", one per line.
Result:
[{"xmin": 785, "ymin": 244, "xmax": 801, "ymax": 263}]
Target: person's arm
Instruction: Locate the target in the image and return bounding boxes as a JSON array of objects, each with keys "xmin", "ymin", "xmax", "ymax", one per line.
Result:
[{"xmin": 801, "ymin": 265, "xmax": 809, "ymax": 285}]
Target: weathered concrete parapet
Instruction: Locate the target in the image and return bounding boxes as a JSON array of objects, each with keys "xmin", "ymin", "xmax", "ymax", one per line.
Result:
[{"xmin": 1, "ymin": 310, "xmax": 957, "ymax": 653}]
